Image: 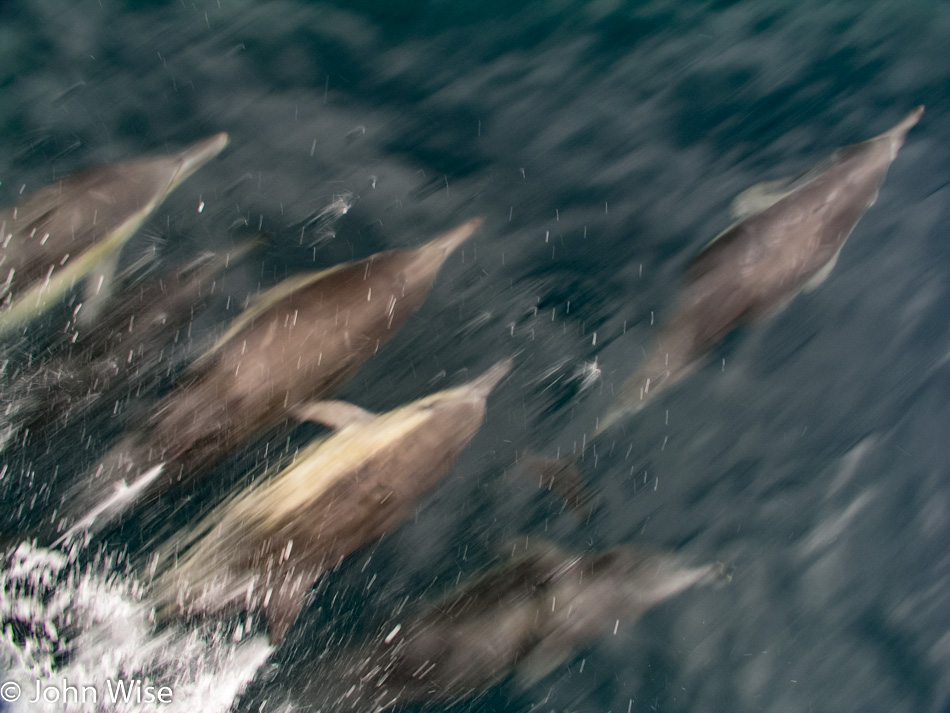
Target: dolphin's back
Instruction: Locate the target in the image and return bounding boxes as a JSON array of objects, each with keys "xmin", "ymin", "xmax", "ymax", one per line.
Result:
[
  {"xmin": 597, "ymin": 111, "xmax": 919, "ymax": 433},
  {"xmin": 2, "ymin": 160, "xmax": 172, "ymax": 295},
  {"xmin": 0, "ymin": 134, "xmax": 228, "ymax": 334},
  {"xmin": 684, "ymin": 143, "xmax": 891, "ymax": 335}
]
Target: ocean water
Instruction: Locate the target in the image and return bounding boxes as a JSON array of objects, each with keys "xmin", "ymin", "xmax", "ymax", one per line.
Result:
[{"xmin": 1, "ymin": 0, "xmax": 949, "ymax": 711}]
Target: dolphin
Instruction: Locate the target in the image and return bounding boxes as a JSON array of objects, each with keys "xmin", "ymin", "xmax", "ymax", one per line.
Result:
[
  {"xmin": 0, "ymin": 133, "xmax": 229, "ymax": 336},
  {"xmin": 149, "ymin": 358, "xmax": 512, "ymax": 645},
  {"xmin": 598, "ymin": 107, "xmax": 923, "ymax": 433},
  {"xmin": 56, "ymin": 218, "xmax": 483, "ymax": 537},
  {"xmin": 281, "ymin": 538, "xmax": 726, "ymax": 708},
  {"xmin": 3, "ymin": 242, "xmax": 256, "ymax": 437}
]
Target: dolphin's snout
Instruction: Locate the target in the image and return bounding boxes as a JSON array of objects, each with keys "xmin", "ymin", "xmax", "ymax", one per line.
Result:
[
  {"xmin": 427, "ymin": 217, "xmax": 484, "ymax": 258},
  {"xmin": 468, "ymin": 358, "xmax": 514, "ymax": 399},
  {"xmin": 884, "ymin": 106, "xmax": 923, "ymax": 156},
  {"xmin": 173, "ymin": 133, "xmax": 230, "ymax": 186},
  {"xmin": 897, "ymin": 105, "xmax": 925, "ymax": 133},
  {"xmin": 404, "ymin": 217, "xmax": 484, "ymax": 283}
]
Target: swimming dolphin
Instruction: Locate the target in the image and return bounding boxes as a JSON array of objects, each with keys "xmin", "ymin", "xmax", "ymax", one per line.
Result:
[
  {"xmin": 150, "ymin": 359, "xmax": 512, "ymax": 645},
  {"xmin": 282, "ymin": 538, "xmax": 726, "ymax": 708},
  {"xmin": 56, "ymin": 218, "xmax": 483, "ymax": 538},
  {"xmin": 0, "ymin": 133, "xmax": 229, "ymax": 336},
  {"xmin": 598, "ymin": 106, "xmax": 923, "ymax": 433},
  {"xmin": 4, "ymin": 242, "xmax": 255, "ymax": 437}
]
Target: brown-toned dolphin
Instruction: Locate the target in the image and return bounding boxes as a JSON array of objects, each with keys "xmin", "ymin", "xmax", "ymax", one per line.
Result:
[
  {"xmin": 284, "ymin": 538, "xmax": 725, "ymax": 708},
  {"xmin": 5, "ymin": 242, "xmax": 255, "ymax": 436},
  {"xmin": 57, "ymin": 218, "xmax": 483, "ymax": 538},
  {"xmin": 598, "ymin": 107, "xmax": 923, "ymax": 433},
  {"xmin": 0, "ymin": 133, "xmax": 229, "ymax": 336},
  {"xmin": 150, "ymin": 359, "xmax": 512, "ymax": 645}
]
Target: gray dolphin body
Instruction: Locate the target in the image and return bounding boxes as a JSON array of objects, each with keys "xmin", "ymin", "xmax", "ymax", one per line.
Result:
[
  {"xmin": 57, "ymin": 219, "xmax": 482, "ymax": 537},
  {"xmin": 287, "ymin": 539, "xmax": 725, "ymax": 709},
  {"xmin": 598, "ymin": 107, "xmax": 923, "ymax": 433},
  {"xmin": 150, "ymin": 359, "xmax": 512, "ymax": 645},
  {"xmin": 0, "ymin": 133, "xmax": 229, "ymax": 336}
]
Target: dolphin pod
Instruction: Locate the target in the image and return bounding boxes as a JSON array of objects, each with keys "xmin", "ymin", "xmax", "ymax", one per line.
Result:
[
  {"xmin": 2, "ymin": 106, "xmax": 923, "ymax": 698},
  {"xmin": 149, "ymin": 359, "xmax": 512, "ymax": 644},
  {"xmin": 55, "ymin": 218, "xmax": 482, "ymax": 537},
  {"xmin": 0, "ymin": 133, "xmax": 229, "ymax": 336},
  {"xmin": 598, "ymin": 106, "xmax": 923, "ymax": 434},
  {"xmin": 283, "ymin": 539, "xmax": 726, "ymax": 709}
]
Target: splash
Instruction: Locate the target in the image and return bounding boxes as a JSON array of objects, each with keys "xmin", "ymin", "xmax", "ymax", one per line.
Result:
[
  {"xmin": 0, "ymin": 541, "xmax": 272, "ymax": 713},
  {"xmin": 298, "ymin": 191, "xmax": 357, "ymax": 247}
]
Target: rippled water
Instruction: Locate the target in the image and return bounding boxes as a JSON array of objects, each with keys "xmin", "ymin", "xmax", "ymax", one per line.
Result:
[{"xmin": 1, "ymin": 1, "xmax": 949, "ymax": 711}]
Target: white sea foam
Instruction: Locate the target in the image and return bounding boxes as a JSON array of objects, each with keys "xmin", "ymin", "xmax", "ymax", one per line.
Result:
[{"xmin": 0, "ymin": 541, "xmax": 272, "ymax": 713}]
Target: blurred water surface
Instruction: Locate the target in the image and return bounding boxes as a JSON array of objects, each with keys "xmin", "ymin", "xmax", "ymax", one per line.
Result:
[{"xmin": 1, "ymin": 0, "xmax": 949, "ymax": 711}]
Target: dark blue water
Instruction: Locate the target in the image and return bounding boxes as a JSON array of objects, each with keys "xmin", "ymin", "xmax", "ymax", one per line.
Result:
[{"xmin": 1, "ymin": 1, "xmax": 949, "ymax": 711}]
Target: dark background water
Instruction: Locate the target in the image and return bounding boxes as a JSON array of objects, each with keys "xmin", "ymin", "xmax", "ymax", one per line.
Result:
[{"xmin": 1, "ymin": 0, "xmax": 949, "ymax": 711}]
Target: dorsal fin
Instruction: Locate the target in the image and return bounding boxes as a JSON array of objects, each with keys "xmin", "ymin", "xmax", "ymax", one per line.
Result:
[
  {"xmin": 188, "ymin": 262, "xmax": 352, "ymax": 370},
  {"xmin": 691, "ymin": 156, "xmax": 838, "ymax": 259},
  {"xmin": 729, "ymin": 178, "xmax": 796, "ymax": 220},
  {"xmin": 291, "ymin": 400, "xmax": 377, "ymax": 429},
  {"xmin": 244, "ymin": 264, "xmax": 341, "ymax": 311},
  {"xmin": 729, "ymin": 157, "xmax": 835, "ymax": 221}
]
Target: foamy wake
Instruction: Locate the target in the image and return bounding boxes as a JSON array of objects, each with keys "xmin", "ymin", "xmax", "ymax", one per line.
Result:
[{"xmin": 0, "ymin": 541, "xmax": 273, "ymax": 713}]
